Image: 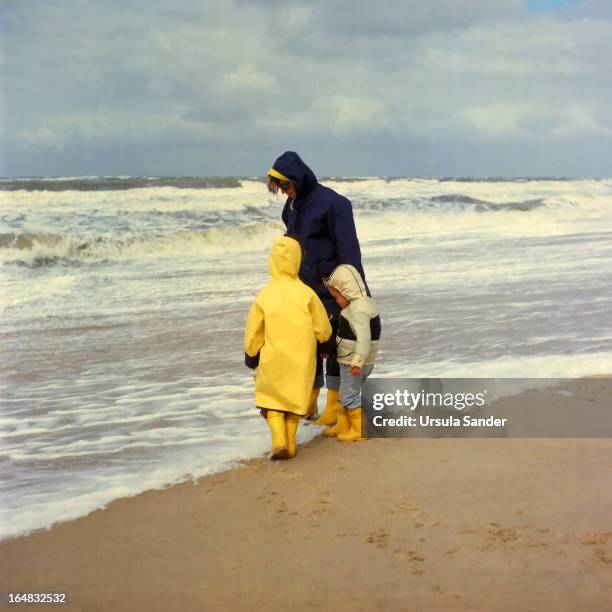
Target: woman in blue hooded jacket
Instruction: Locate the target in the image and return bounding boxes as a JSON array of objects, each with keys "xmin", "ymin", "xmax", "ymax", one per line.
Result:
[{"xmin": 267, "ymin": 151, "xmax": 368, "ymax": 426}]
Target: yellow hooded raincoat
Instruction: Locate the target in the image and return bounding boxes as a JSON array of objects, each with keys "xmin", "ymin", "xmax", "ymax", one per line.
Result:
[{"xmin": 244, "ymin": 236, "xmax": 332, "ymax": 416}]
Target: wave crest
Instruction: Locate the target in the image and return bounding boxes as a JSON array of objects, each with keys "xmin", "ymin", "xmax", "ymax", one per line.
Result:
[{"xmin": 0, "ymin": 221, "xmax": 285, "ymax": 267}]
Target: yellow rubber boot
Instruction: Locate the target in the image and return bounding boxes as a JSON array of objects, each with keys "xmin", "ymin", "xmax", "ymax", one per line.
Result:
[
  {"xmin": 266, "ymin": 410, "xmax": 288, "ymax": 459},
  {"xmin": 306, "ymin": 388, "xmax": 320, "ymax": 421},
  {"xmin": 285, "ymin": 413, "xmax": 300, "ymax": 458},
  {"xmin": 315, "ymin": 388, "xmax": 340, "ymax": 426},
  {"xmin": 324, "ymin": 406, "xmax": 349, "ymax": 437},
  {"xmin": 337, "ymin": 407, "xmax": 367, "ymax": 442}
]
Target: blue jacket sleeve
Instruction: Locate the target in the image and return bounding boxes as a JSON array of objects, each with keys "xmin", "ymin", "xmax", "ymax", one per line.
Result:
[
  {"xmin": 326, "ymin": 196, "xmax": 371, "ymax": 296},
  {"xmin": 328, "ymin": 198, "xmax": 361, "ymax": 267}
]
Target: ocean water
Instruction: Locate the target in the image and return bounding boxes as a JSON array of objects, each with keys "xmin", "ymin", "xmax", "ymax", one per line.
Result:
[{"xmin": 1, "ymin": 176, "xmax": 611, "ymax": 540}]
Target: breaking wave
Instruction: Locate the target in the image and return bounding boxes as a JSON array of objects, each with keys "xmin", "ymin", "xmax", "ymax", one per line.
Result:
[
  {"xmin": 355, "ymin": 194, "xmax": 550, "ymax": 214},
  {"xmin": 0, "ymin": 176, "xmax": 248, "ymax": 192},
  {"xmin": 0, "ymin": 221, "xmax": 285, "ymax": 267}
]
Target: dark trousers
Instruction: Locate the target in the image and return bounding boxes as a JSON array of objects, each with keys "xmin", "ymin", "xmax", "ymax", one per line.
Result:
[{"xmin": 315, "ymin": 299, "xmax": 340, "ymax": 390}]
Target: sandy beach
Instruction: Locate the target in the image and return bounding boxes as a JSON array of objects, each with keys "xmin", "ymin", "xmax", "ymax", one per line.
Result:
[{"xmin": 2, "ymin": 379, "xmax": 612, "ymax": 611}]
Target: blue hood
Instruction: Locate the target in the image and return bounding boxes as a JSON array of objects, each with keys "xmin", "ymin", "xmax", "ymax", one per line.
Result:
[
  {"xmin": 277, "ymin": 153, "xmax": 369, "ymax": 306},
  {"xmin": 271, "ymin": 151, "xmax": 318, "ymax": 197}
]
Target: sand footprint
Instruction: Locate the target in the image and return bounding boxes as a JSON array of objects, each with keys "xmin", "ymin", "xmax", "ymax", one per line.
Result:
[
  {"xmin": 387, "ymin": 501, "xmax": 423, "ymax": 516},
  {"xmin": 432, "ymin": 585, "xmax": 461, "ymax": 601},
  {"xmin": 366, "ymin": 528, "xmax": 388, "ymax": 549},
  {"xmin": 308, "ymin": 490, "xmax": 333, "ymax": 518},
  {"xmin": 581, "ymin": 532, "xmax": 612, "ymax": 567}
]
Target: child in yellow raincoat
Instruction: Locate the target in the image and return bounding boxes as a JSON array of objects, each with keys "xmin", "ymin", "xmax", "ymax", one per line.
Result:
[{"xmin": 244, "ymin": 235, "xmax": 332, "ymax": 459}]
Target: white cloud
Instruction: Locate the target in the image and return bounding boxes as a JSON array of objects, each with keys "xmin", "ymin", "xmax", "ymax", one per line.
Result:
[
  {"xmin": 219, "ymin": 63, "xmax": 277, "ymax": 94},
  {"xmin": 326, "ymin": 96, "xmax": 389, "ymax": 134},
  {"xmin": 551, "ymin": 104, "xmax": 612, "ymax": 138},
  {"xmin": 460, "ymin": 104, "xmax": 527, "ymax": 138}
]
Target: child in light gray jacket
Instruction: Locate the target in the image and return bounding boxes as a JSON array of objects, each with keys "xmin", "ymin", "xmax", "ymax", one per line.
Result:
[{"xmin": 323, "ymin": 264, "xmax": 381, "ymax": 441}]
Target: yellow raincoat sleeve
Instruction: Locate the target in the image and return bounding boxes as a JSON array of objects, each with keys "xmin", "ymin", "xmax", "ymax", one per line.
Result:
[
  {"xmin": 309, "ymin": 293, "xmax": 333, "ymax": 344},
  {"xmin": 244, "ymin": 299, "xmax": 265, "ymax": 359}
]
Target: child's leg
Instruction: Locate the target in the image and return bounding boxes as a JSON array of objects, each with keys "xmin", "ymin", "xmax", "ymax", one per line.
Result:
[
  {"xmin": 315, "ymin": 387, "xmax": 341, "ymax": 426},
  {"xmin": 306, "ymin": 387, "xmax": 320, "ymax": 420},
  {"xmin": 323, "ymin": 364, "xmax": 350, "ymax": 437},
  {"xmin": 285, "ymin": 412, "xmax": 300, "ymax": 458},
  {"xmin": 337, "ymin": 364, "xmax": 373, "ymax": 442},
  {"xmin": 316, "ymin": 333, "xmax": 341, "ymax": 424},
  {"xmin": 324, "ymin": 366, "xmax": 350, "ymax": 437},
  {"xmin": 323, "ymin": 403, "xmax": 349, "ymax": 437},
  {"xmin": 266, "ymin": 410, "xmax": 288, "ymax": 459}
]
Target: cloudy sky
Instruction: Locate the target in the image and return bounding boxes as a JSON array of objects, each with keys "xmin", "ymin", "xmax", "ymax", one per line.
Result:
[{"xmin": 1, "ymin": 0, "xmax": 611, "ymax": 177}]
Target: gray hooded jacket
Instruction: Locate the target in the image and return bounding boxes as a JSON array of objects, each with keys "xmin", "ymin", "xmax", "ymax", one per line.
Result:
[{"xmin": 325, "ymin": 265, "xmax": 381, "ymax": 368}]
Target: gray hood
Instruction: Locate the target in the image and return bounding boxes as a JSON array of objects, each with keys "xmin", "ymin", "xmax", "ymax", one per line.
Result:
[{"xmin": 325, "ymin": 264, "xmax": 367, "ymax": 301}]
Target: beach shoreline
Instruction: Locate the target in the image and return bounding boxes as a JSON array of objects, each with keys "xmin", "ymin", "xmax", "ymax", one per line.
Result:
[{"xmin": 2, "ymin": 378, "xmax": 612, "ymax": 611}]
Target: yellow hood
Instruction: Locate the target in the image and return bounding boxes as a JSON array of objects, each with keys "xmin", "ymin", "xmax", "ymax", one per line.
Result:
[{"xmin": 269, "ymin": 235, "xmax": 301, "ymax": 279}]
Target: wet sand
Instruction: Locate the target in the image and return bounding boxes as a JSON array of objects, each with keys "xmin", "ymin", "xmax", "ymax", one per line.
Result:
[{"xmin": 1, "ymin": 379, "xmax": 612, "ymax": 611}]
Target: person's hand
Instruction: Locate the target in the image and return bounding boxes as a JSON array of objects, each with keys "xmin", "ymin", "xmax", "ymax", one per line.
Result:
[{"xmin": 350, "ymin": 366, "xmax": 361, "ymax": 376}]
